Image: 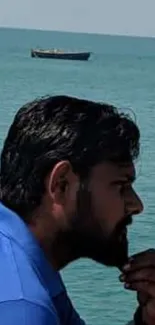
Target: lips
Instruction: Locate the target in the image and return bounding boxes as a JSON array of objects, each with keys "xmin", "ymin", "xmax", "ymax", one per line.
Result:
[
  {"xmin": 118, "ymin": 215, "xmax": 133, "ymax": 232},
  {"xmin": 125, "ymin": 215, "xmax": 133, "ymax": 226},
  {"xmin": 120, "ymin": 216, "xmax": 133, "ymax": 240}
]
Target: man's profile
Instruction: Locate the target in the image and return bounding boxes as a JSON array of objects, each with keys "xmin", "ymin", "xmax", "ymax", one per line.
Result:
[{"xmin": 0, "ymin": 95, "xmax": 143, "ymax": 324}]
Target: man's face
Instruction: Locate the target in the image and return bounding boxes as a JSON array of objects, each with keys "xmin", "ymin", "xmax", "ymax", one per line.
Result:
[{"xmin": 69, "ymin": 161, "xmax": 143, "ymax": 269}]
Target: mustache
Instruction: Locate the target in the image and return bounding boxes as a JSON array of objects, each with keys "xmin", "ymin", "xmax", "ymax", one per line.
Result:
[{"xmin": 116, "ymin": 215, "xmax": 133, "ymax": 233}]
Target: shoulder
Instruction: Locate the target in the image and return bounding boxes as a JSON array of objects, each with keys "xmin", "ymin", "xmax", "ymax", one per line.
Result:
[
  {"xmin": 52, "ymin": 291, "xmax": 86, "ymax": 325},
  {"xmin": 0, "ymin": 234, "xmax": 53, "ymax": 308},
  {"xmin": 0, "ymin": 299, "xmax": 60, "ymax": 325}
]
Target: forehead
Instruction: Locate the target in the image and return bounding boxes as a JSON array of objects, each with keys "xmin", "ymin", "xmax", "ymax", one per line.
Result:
[{"xmin": 91, "ymin": 162, "xmax": 136, "ymax": 182}]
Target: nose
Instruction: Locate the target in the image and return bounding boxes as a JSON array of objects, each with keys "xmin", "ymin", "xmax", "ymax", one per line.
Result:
[{"xmin": 127, "ymin": 191, "xmax": 144, "ymax": 216}]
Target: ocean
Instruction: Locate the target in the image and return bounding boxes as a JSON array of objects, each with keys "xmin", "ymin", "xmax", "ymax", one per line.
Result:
[{"xmin": 0, "ymin": 27, "xmax": 155, "ymax": 324}]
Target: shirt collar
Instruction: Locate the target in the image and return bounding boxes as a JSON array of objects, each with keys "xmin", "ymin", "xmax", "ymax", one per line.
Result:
[{"xmin": 0, "ymin": 203, "xmax": 65, "ymax": 298}]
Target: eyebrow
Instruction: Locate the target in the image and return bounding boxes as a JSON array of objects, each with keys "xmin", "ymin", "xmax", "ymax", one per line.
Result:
[
  {"xmin": 124, "ymin": 174, "xmax": 136, "ymax": 183},
  {"xmin": 111, "ymin": 174, "xmax": 136, "ymax": 185}
]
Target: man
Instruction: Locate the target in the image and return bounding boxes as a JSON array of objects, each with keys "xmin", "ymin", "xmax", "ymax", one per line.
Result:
[{"xmin": 0, "ymin": 95, "xmax": 144, "ymax": 324}]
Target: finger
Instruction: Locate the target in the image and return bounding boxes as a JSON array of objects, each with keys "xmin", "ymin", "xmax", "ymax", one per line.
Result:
[
  {"xmin": 124, "ymin": 281, "xmax": 155, "ymax": 298},
  {"xmin": 123, "ymin": 249, "xmax": 155, "ymax": 272},
  {"xmin": 143, "ymin": 299, "xmax": 155, "ymax": 325},
  {"xmin": 131, "ymin": 249, "xmax": 155, "ymax": 260},
  {"xmin": 120, "ymin": 268, "xmax": 155, "ymax": 284}
]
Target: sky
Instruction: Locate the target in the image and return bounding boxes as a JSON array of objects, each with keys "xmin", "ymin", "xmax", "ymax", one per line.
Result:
[{"xmin": 0, "ymin": 0, "xmax": 155, "ymax": 37}]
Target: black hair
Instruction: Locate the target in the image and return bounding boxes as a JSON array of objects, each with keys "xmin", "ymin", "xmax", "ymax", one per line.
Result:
[{"xmin": 0, "ymin": 95, "xmax": 140, "ymax": 219}]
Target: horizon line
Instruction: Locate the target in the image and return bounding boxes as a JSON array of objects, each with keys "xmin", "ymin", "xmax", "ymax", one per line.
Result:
[{"xmin": 0, "ymin": 25, "xmax": 155, "ymax": 40}]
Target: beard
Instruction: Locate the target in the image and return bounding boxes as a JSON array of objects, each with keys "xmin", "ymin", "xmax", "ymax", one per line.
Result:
[{"xmin": 65, "ymin": 179, "xmax": 132, "ymax": 270}]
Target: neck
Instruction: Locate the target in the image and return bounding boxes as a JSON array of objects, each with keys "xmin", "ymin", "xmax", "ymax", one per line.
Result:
[
  {"xmin": 28, "ymin": 205, "xmax": 82, "ymax": 271},
  {"xmin": 49, "ymin": 233, "xmax": 79, "ymax": 270},
  {"xmin": 30, "ymin": 222, "xmax": 80, "ymax": 271}
]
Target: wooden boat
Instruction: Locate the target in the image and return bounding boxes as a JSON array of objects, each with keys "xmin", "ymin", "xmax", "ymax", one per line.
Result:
[{"xmin": 31, "ymin": 48, "xmax": 91, "ymax": 61}]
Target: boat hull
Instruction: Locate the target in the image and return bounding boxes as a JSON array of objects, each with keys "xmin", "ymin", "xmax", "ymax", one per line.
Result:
[{"xmin": 31, "ymin": 50, "xmax": 91, "ymax": 61}]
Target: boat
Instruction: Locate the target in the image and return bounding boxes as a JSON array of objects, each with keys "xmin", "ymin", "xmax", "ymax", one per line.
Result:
[{"xmin": 31, "ymin": 48, "xmax": 91, "ymax": 61}]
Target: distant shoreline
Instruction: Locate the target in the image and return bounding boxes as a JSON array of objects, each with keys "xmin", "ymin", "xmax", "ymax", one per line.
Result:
[{"xmin": 0, "ymin": 25, "xmax": 155, "ymax": 40}]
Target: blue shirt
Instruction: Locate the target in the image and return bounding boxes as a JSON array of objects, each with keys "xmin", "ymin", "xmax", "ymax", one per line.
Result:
[{"xmin": 0, "ymin": 203, "xmax": 85, "ymax": 325}]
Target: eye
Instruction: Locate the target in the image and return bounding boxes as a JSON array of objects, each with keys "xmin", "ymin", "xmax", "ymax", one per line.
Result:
[
  {"xmin": 111, "ymin": 179, "xmax": 134, "ymax": 196},
  {"xmin": 117, "ymin": 183, "xmax": 126, "ymax": 195},
  {"xmin": 117, "ymin": 182, "xmax": 132, "ymax": 195}
]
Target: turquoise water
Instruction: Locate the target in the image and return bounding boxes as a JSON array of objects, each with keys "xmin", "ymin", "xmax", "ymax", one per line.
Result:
[{"xmin": 0, "ymin": 27, "xmax": 155, "ymax": 324}]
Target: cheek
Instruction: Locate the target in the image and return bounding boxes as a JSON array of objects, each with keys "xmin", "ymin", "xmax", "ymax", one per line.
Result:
[{"xmin": 92, "ymin": 188, "xmax": 125, "ymax": 233}]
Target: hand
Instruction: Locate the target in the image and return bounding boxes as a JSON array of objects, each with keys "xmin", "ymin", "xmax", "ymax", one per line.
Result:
[{"xmin": 119, "ymin": 249, "xmax": 155, "ymax": 325}]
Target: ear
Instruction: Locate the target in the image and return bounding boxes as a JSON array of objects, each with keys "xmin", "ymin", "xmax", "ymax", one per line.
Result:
[{"xmin": 45, "ymin": 161, "xmax": 78, "ymax": 204}]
